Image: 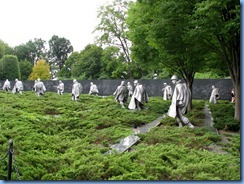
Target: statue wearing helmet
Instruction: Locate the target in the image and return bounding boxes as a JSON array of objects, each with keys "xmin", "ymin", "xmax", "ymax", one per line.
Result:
[
  {"xmin": 168, "ymin": 75, "xmax": 194, "ymax": 128},
  {"xmin": 170, "ymin": 75, "xmax": 178, "ymax": 81},
  {"xmin": 162, "ymin": 82, "xmax": 172, "ymax": 100},
  {"xmin": 71, "ymin": 79, "xmax": 82, "ymax": 101},
  {"xmin": 12, "ymin": 79, "xmax": 23, "ymax": 94},
  {"xmin": 128, "ymin": 80, "xmax": 149, "ymax": 111},
  {"xmin": 57, "ymin": 80, "xmax": 64, "ymax": 95},
  {"xmin": 113, "ymin": 81, "xmax": 128, "ymax": 108},
  {"xmin": 33, "ymin": 78, "xmax": 46, "ymax": 97}
]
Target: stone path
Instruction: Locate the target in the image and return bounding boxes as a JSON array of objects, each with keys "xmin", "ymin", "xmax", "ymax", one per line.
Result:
[
  {"xmin": 204, "ymin": 104, "xmax": 235, "ymax": 154},
  {"xmin": 203, "ymin": 104, "xmax": 219, "ymax": 134}
]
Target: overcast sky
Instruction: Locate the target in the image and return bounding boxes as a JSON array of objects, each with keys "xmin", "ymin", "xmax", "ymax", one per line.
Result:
[{"xmin": 0, "ymin": 0, "xmax": 112, "ymax": 52}]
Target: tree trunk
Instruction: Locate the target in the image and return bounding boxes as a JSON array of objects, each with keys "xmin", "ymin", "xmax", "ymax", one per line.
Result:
[
  {"xmin": 234, "ymin": 81, "xmax": 240, "ymax": 121},
  {"xmin": 184, "ymin": 76, "xmax": 194, "ymax": 112}
]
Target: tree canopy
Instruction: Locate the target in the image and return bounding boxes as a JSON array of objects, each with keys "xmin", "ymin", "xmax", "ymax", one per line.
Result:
[
  {"xmin": 0, "ymin": 55, "xmax": 20, "ymax": 80},
  {"xmin": 13, "ymin": 38, "xmax": 46, "ymax": 65},
  {"xmin": 48, "ymin": 35, "xmax": 73, "ymax": 70},
  {"xmin": 28, "ymin": 59, "xmax": 51, "ymax": 80},
  {"xmin": 126, "ymin": 0, "xmax": 240, "ymax": 118},
  {"xmin": 94, "ymin": 0, "xmax": 131, "ymax": 63},
  {"xmin": 192, "ymin": 0, "xmax": 240, "ymax": 119}
]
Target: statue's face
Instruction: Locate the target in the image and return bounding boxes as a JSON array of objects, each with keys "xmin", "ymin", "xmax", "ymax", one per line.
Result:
[{"xmin": 171, "ymin": 80, "xmax": 176, "ymax": 84}]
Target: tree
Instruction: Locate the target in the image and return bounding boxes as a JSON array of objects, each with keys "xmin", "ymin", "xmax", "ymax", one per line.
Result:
[
  {"xmin": 193, "ymin": 0, "xmax": 240, "ymax": 120},
  {"xmin": 0, "ymin": 40, "xmax": 14, "ymax": 58},
  {"xmin": 0, "ymin": 40, "xmax": 5, "ymax": 59},
  {"xmin": 100, "ymin": 46, "xmax": 126, "ymax": 79},
  {"xmin": 127, "ymin": 0, "xmax": 208, "ymax": 109},
  {"xmin": 14, "ymin": 38, "xmax": 46, "ymax": 65},
  {"xmin": 0, "ymin": 55, "xmax": 20, "ymax": 80},
  {"xmin": 28, "ymin": 59, "xmax": 51, "ymax": 80},
  {"xmin": 19, "ymin": 60, "xmax": 33, "ymax": 80},
  {"xmin": 126, "ymin": 2, "xmax": 160, "ymax": 78},
  {"xmin": 58, "ymin": 52, "xmax": 81, "ymax": 79},
  {"xmin": 71, "ymin": 44, "xmax": 103, "ymax": 80},
  {"xmin": 94, "ymin": 0, "xmax": 132, "ymax": 64},
  {"xmin": 48, "ymin": 35, "xmax": 73, "ymax": 70},
  {"xmin": 127, "ymin": 0, "xmax": 240, "ymax": 119}
]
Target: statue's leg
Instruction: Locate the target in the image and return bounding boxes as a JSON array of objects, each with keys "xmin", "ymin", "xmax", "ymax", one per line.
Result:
[
  {"xmin": 119, "ymin": 101, "xmax": 125, "ymax": 108},
  {"xmin": 135, "ymin": 99, "xmax": 142, "ymax": 110},
  {"xmin": 177, "ymin": 107, "xmax": 194, "ymax": 128},
  {"xmin": 176, "ymin": 117, "xmax": 183, "ymax": 127}
]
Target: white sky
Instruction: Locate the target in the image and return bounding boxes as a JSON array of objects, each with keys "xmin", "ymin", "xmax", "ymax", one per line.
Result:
[{"xmin": 0, "ymin": 0, "xmax": 112, "ymax": 52}]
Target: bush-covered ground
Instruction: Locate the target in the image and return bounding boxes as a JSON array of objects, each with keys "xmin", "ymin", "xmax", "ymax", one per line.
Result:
[{"xmin": 0, "ymin": 92, "xmax": 240, "ymax": 180}]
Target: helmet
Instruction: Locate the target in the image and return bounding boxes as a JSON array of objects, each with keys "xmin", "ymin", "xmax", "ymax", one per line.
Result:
[
  {"xmin": 134, "ymin": 80, "xmax": 138, "ymax": 84},
  {"xmin": 170, "ymin": 75, "xmax": 178, "ymax": 80},
  {"xmin": 73, "ymin": 79, "xmax": 77, "ymax": 83}
]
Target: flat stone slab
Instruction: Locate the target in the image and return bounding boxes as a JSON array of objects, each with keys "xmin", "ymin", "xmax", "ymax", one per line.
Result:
[
  {"xmin": 107, "ymin": 116, "xmax": 164, "ymax": 154},
  {"xmin": 109, "ymin": 134, "xmax": 140, "ymax": 153},
  {"xmin": 132, "ymin": 116, "xmax": 164, "ymax": 134}
]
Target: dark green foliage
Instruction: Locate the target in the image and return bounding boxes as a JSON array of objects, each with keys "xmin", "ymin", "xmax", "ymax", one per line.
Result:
[
  {"xmin": 221, "ymin": 134, "xmax": 240, "ymax": 157},
  {"xmin": 19, "ymin": 60, "xmax": 33, "ymax": 80},
  {"xmin": 186, "ymin": 100, "xmax": 206, "ymax": 126},
  {"xmin": 48, "ymin": 35, "xmax": 73, "ymax": 70},
  {"xmin": 209, "ymin": 101, "xmax": 240, "ymax": 131},
  {"xmin": 138, "ymin": 126, "xmax": 221, "ymax": 149},
  {"xmin": 0, "ymin": 55, "xmax": 20, "ymax": 80},
  {"xmin": 70, "ymin": 45, "xmax": 103, "ymax": 79},
  {"xmin": 13, "ymin": 38, "xmax": 46, "ymax": 65},
  {"xmin": 160, "ymin": 116, "xmax": 177, "ymax": 126},
  {"xmin": 0, "ymin": 92, "xmax": 240, "ymax": 180}
]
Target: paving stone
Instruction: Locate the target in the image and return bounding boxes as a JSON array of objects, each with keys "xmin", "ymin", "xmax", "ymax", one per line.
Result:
[{"xmin": 107, "ymin": 116, "xmax": 164, "ymax": 154}]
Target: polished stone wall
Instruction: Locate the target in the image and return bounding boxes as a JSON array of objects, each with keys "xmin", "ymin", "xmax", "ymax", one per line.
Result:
[{"xmin": 0, "ymin": 79, "xmax": 233, "ymax": 100}]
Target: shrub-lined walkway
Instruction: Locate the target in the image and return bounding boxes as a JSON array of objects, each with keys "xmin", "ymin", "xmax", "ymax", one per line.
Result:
[{"xmin": 110, "ymin": 103, "xmax": 238, "ymax": 155}]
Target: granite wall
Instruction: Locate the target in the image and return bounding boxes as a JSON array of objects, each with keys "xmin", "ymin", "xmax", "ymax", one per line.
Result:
[{"xmin": 0, "ymin": 79, "xmax": 233, "ymax": 100}]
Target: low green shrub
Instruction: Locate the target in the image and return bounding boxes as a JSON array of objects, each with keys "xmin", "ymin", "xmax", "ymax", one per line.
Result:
[
  {"xmin": 209, "ymin": 102, "xmax": 240, "ymax": 131},
  {"xmin": 0, "ymin": 92, "xmax": 240, "ymax": 180}
]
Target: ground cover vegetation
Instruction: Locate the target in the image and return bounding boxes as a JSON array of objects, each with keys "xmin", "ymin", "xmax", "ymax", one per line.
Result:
[
  {"xmin": 0, "ymin": 92, "xmax": 240, "ymax": 180},
  {"xmin": 209, "ymin": 101, "xmax": 240, "ymax": 132}
]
